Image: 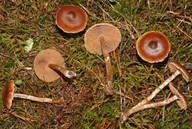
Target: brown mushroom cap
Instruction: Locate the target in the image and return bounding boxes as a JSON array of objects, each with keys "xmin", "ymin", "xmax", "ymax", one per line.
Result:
[
  {"xmin": 84, "ymin": 23, "xmax": 121, "ymax": 55},
  {"xmin": 34, "ymin": 49, "xmax": 66, "ymax": 82},
  {"xmin": 2, "ymin": 80, "xmax": 15, "ymax": 109},
  {"xmin": 168, "ymin": 61, "xmax": 190, "ymax": 82},
  {"xmin": 136, "ymin": 31, "xmax": 170, "ymax": 63},
  {"xmin": 56, "ymin": 5, "xmax": 87, "ymax": 33},
  {"xmin": 168, "ymin": 83, "xmax": 187, "ymax": 110}
]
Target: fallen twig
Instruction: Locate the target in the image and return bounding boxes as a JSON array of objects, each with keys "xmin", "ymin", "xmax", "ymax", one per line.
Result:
[{"xmin": 0, "ymin": 109, "xmax": 35, "ymax": 123}]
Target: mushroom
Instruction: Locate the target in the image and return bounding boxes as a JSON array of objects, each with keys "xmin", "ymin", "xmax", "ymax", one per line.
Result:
[
  {"xmin": 2, "ymin": 80, "xmax": 64, "ymax": 109},
  {"xmin": 130, "ymin": 61, "xmax": 189, "ymax": 109},
  {"xmin": 84, "ymin": 23, "xmax": 121, "ymax": 95},
  {"xmin": 119, "ymin": 82, "xmax": 187, "ymax": 123},
  {"xmin": 56, "ymin": 5, "xmax": 87, "ymax": 33},
  {"xmin": 34, "ymin": 49, "xmax": 77, "ymax": 82},
  {"xmin": 168, "ymin": 82, "xmax": 187, "ymax": 110},
  {"xmin": 136, "ymin": 31, "xmax": 170, "ymax": 63}
]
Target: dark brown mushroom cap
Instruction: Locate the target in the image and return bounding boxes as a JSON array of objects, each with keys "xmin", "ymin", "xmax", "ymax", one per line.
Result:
[
  {"xmin": 168, "ymin": 61, "xmax": 190, "ymax": 82},
  {"xmin": 84, "ymin": 23, "xmax": 121, "ymax": 55},
  {"xmin": 56, "ymin": 5, "xmax": 87, "ymax": 33},
  {"xmin": 168, "ymin": 83, "xmax": 187, "ymax": 110},
  {"xmin": 2, "ymin": 80, "xmax": 15, "ymax": 109},
  {"xmin": 34, "ymin": 49, "xmax": 66, "ymax": 82},
  {"xmin": 136, "ymin": 31, "xmax": 170, "ymax": 63}
]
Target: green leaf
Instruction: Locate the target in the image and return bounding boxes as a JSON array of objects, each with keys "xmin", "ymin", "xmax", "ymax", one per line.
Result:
[
  {"xmin": 24, "ymin": 38, "xmax": 34, "ymax": 52},
  {"xmin": 15, "ymin": 80, "xmax": 22, "ymax": 85}
]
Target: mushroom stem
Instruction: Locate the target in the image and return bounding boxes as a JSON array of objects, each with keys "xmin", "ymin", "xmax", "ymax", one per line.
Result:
[
  {"xmin": 134, "ymin": 70, "xmax": 181, "ymax": 108},
  {"xmin": 14, "ymin": 93, "xmax": 64, "ymax": 103},
  {"xmin": 100, "ymin": 36, "xmax": 113, "ymax": 95},
  {"xmin": 48, "ymin": 64, "xmax": 77, "ymax": 79},
  {"xmin": 120, "ymin": 95, "xmax": 178, "ymax": 123}
]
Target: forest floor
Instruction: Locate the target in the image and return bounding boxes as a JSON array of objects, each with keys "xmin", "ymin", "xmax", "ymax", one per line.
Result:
[{"xmin": 0, "ymin": 0, "xmax": 192, "ymax": 128}]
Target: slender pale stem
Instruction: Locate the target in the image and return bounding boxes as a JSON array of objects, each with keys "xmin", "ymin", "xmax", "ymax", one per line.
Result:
[
  {"xmin": 14, "ymin": 93, "xmax": 64, "ymax": 103},
  {"xmin": 100, "ymin": 36, "xmax": 113, "ymax": 95},
  {"xmin": 134, "ymin": 70, "xmax": 181, "ymax": 108},
  {"xmin": 120, "ymin": 95, "xmax": 178, "ymax": 123},
  {"xmin": 48, "ymin": 64, "xmax": 77, "ymax": 78}
]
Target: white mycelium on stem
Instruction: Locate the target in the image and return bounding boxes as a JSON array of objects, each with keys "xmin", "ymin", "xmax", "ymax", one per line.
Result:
[{"xmin": 48, "ymin": 64, "xmax": 77, "ymax": 79}]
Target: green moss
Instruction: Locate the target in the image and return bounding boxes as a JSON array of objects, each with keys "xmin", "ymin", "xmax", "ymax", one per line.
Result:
[{"xmin": 0, "ymin": 0, "xmax": 191, "ymax": 128}]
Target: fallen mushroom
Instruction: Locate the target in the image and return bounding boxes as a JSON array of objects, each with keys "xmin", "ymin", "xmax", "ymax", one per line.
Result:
[
  {"xmin": 56, "ymin": 5, "xmax": 87, "ymax": 33},
  {"xmin": 119, "ymin": 82, "xmax": 187, "ymax": 123},
  {"xmin": 34, "ymin": 49, "xmax": 77, "ymax": 82},
  {"xmin": 2, "ymin": 80, "xmax": 64, "ymax": 109},
  {"xmin": 84, "ymin": 23, "xmax": 121, "ymax": 95},
  {"xmin": 131, "ymin": 61, "xmax": 189, "ymax": 108},
  {"xmin": 136, "ymin": 31, "xmax": 170, "ymax": 63},
  {"xmin": 168, "ymin": 82, "xmax": 187, "ymax": 110}
]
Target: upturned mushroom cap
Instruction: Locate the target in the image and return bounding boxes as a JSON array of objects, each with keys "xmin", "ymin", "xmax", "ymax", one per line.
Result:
[
  {"xmin": 34, "ymin": 49, "xmax": 66, "ymax": 82},
  {"xmin": 56, "ymin": 5, "xmax": 87, "ymax": 33},
  {"xmin": 168, "ymin": 61, "xmax": 190, "ymax": 82},
  {"xmin": 2, "ymin": 80, "xmax": 15, "ymax": 109},
  {"xmin": 136, "ymin": 31, "xmax": 170, "ymax": 63},
  {"xmin": 168, "ymin": 83, "xmax": 187, "ymax": 110},
  {"xmin": 84, "ymin": 23, "xmax": 121, "ymax": 55}
]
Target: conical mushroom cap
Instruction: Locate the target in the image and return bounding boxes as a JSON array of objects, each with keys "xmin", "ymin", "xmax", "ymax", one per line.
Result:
[
  {"xmin": 34, "ymin": 49, "xmax": 66, "ymax": 82},
  {"xmin": 169, "ymin": 83, "xmax": 187, "ymax": 110},
  {"xmin": 84, "ymin": 23, "xmax": 121, "ymax": 55}
]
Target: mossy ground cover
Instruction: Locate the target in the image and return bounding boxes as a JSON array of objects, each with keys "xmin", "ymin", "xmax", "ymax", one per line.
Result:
[{"xmin": 0, "ymin": 0, "xmax": 191, "ymax": 128}]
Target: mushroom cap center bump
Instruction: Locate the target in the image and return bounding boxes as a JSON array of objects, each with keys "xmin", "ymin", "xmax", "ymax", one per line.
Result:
[{"xmin": 143, "ymin": 38, "xmax": 163, "ymax": 56}]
